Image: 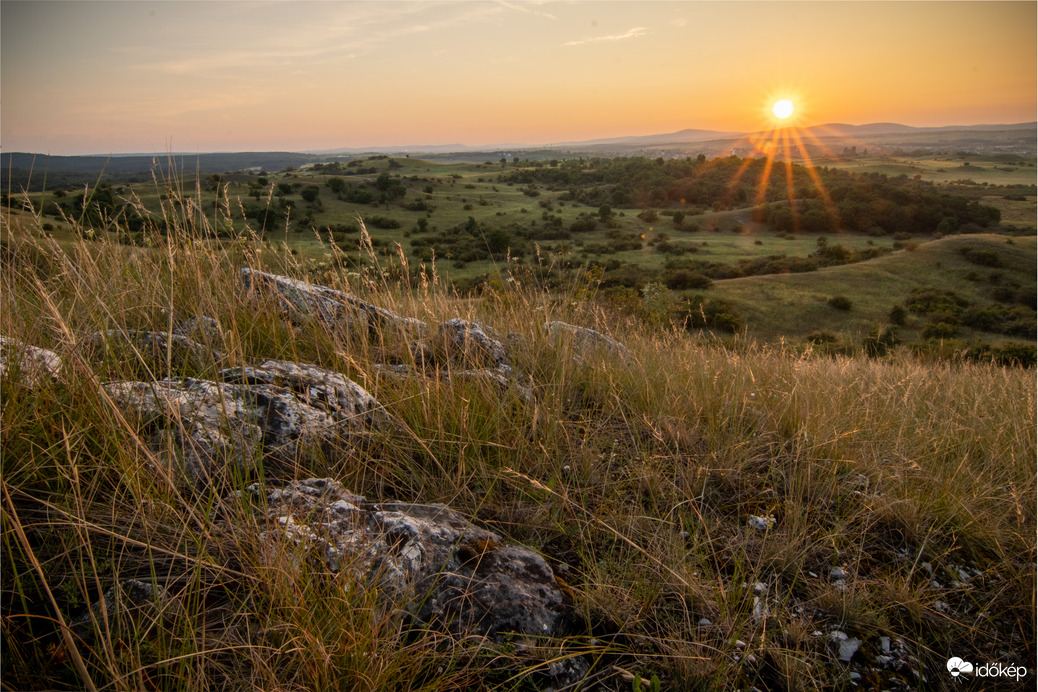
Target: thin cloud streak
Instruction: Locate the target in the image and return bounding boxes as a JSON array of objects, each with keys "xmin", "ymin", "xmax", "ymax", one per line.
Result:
[
  {"xmin": 495, "ymin": 0, "xmax": 557, "ymax": 21},
  {"xmin": 563, "ymin": 27, "xmax": 648, "ymax": 47}
]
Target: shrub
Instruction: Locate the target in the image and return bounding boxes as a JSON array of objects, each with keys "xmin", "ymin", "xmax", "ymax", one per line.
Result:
[
  {"xmin": 922, "ymin": 321, "xmax": 959, "ymax": 339},
  {"xmin": 959, "ymin": 247, "xmax": 1003, "ymax": 268},
  {"xmin": 888, "ymin": 304, "xmax": 907, "ymax": 326},
  {"xmin": 806, "ymin": 330, "xmax": 840, "ymax": 345},
  {"xmin": 863, "ymin": 326, "xmax": 899, "ymax": 357},
  {"xmin": 828, "ymin": 295, "xmax": 852, "ymax": 311},
  {"xmin": 680, "ymin": 297, "xmax": 743, "ymax": 333},
  {"xmin": 905, "ymin": 288, "xmax": 969, "ymax": 316},
  {"xmin": 966, "ymin": 342, "xmax": 1037, "ymax": 367},
  {"xmin": 366, "ymin": 215, "xmax": 401, "ymax": 230},
  {"xmin": 663, "ymin": 269, "xmax": 712, "ymax": 290}
]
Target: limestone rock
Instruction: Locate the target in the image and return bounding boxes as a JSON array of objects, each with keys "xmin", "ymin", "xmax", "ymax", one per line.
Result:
[
  {"xmin": 0, "ymin": 336, "xmax": 63, "ymax": 386},
  {"xmin": 544, "ymin": 321, "xmax": 632, "ymax": 363},
  {"xmin": 105, "ymin": 365, "xmax": 386, "ymax": 483},
  {"xmin": 828, "ymin": 630, "xmax": 861, "ymax": 663},
  {"xmin": 241, "ymin": 268, "xmax": 427, "ymax": 337},
  {"xmin": 104, "ymin": 378, "xmax": 265, "ymax": 482},
  {"xmin": 453, "ymin": 366, "xmax": 535, "ymax": 404},
  {"xmin": 219, "ymin": 360, "xmax": 390, "ymax": 429},
  {"xmin": 237, "ymin": 477, "xmax": 576, "ymax": 640},
  {"xmin": 431, "ymin": 318, "xmax": 508, "ymax": 369},
  {"xmin": 173, "ymin": 316, "xmax": 225, "ymax": 343}
]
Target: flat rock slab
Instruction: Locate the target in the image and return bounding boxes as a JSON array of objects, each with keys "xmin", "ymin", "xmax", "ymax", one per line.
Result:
[
  {"xmin": 235, "ymin": 477, "xmax": 575, "ymax": 640},
  {"xmin": 241, "ymin": 268, "xmax": 427, "ymax": 337},
  {"xmin": 544, "ymin": 321, "xmax": 632, "ymax": 363}
]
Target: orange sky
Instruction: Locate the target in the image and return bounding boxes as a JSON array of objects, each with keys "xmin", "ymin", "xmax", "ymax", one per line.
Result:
[{"xmin": 2, "ymin": 1, "xmax": 1035, "ymax": 155}]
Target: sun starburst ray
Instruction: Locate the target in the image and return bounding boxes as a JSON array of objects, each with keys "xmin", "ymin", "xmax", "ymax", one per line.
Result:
[{"xmin": 787, "ymin": 128, "xmax": 840, "ymax": 229}]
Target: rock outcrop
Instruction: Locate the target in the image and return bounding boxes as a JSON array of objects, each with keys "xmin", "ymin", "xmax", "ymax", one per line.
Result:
[
  {"xmin": 430, "ymin": 318, "xmax": 510, "ymax": 370},
  {"xmin": 105, "ymin": 362, "xmax": 387, "ymax": 483},
  {"xmin": 544, "ymin": 321, "xmax": 632, "ymax": 364},
  {"xmin": 234, "ymin": 477, "xmax": 578, "ymax": 641},
  {"xmin": 241, "ymin": 268, "xmax": 428, "ymax": 337},
  {"xmin": 218, "ymin": 359, "xmax": 389, "ymax": 430},
  {"xmin": 0, "ymin": 336, "xmax": 63, "ymax": 387}
]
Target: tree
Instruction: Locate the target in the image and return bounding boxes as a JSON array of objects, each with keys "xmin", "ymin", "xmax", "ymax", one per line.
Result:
[
  {"xmin": 301, "ymin": 185, "xmax": 320, "ymax": 203},
  {"xmin": 485, "ymin": 228, "xmax": 510, "ymax": 254},
  {"xmin": 326, "ymin": 177, "xmax": 346, "ymax": 194},
  {"xmin": 74, "ymin": 184, "xmax": 117, "ymax": 225}
]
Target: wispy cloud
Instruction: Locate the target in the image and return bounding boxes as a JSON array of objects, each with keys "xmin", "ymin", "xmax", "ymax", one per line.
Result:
[
  {"xmin": 495, "ymin": 0, "xmax": 557, "ymax": 21},
  {"xmin": 563, "ymin": 27, "xmax": 648, "ymax": 47},
  {"xmin": 122, "ymin": 2, "xmax": 505, "ymax": 78}
]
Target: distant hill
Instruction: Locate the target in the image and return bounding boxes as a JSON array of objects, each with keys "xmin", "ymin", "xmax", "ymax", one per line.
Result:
[
  {"xmin": 3, "ymin": 121, "xmax": 1034, "ymax": 191},
  {"xmin": 800, "ymin": 122, "xmax": 1036, "ymax": 137},
  {"xmin": 553, "ymin": 128, "xmax": 744, "ymax": 147},
  {"xmin": 0, "ymin": 151, "xmax": 340, "ymax": 192}
]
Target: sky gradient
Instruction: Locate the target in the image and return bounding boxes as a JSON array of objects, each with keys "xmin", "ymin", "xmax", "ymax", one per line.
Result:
[{"xmin": 2, "ymin": 0, "xmax": 1035, "ymax": 155}]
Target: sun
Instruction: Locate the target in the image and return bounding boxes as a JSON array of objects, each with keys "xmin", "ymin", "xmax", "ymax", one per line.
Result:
[{"xmin": 772, "ymin": 99, "xmax": 795, "ymax": 120}]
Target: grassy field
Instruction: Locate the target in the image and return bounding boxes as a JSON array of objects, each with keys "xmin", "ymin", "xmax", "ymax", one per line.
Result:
[
  {"xmin": 2, "ymin": 185, "xmax": 1036, "ymax": 690},
  {"xmin": 708, "ymin": 233, "xmax": 1036, "ymax": 341},
  {"xmin": 5, "ymin": 152, "xmax": 1035, "ymax": 358},
  {"xmin": 826, "ymin": 154, "xmax": 1038, "ymax": 187}
]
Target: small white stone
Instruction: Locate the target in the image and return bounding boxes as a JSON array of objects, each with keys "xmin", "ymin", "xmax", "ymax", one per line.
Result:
[{"xmin": 748, "ymin": 515, "xmax": 776, "ymax": 531}]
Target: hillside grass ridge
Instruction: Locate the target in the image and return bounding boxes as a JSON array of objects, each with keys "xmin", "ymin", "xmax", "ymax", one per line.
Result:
[{"xmin": 1, "ymin": 199, "xmax": 1035, "ymax": 689}]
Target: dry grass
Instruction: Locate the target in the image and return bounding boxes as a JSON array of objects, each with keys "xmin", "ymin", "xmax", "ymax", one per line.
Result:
[{"xmin": 2, "ymin": 182, "xmax": 1034, "ymax": 690}]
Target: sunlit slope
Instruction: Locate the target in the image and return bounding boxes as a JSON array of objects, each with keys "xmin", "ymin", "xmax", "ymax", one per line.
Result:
[{"xmin": 710, "ymin": 233, "xmax": 1037, "ymax": 341}]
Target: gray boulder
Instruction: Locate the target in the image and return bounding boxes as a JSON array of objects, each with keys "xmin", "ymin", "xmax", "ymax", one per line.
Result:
[
  {"xmin": 219, "ymin": 359, "xmax": 389, "ymax": 429},
  {"xmin": 104, "ymin": 378, "xmax": 266, "ymax": 483},
  {"xmin": 431, "ymin": 318, "xmax": 509, "ymax": 369},
  {"xmin": 544, "ymin": 321, "xmax": 632, "ymax": 363},
  {"xmin": 105, "ymin": 364, "xmax": 387, "ymax": 483},
  {"xmin": 241, "ymin": 268, "xmax": 427, "ymax": 337},
  {"xmin": 0, "ymin": 336, "xmax": 63, "ymax": 386},
  {"xmin": 173, "ymin": 316, "xmax": 225, "ymax": 343},
  {"xmin": 237, "ymin": 477, "xmax": 576, "ymax": 640}
]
